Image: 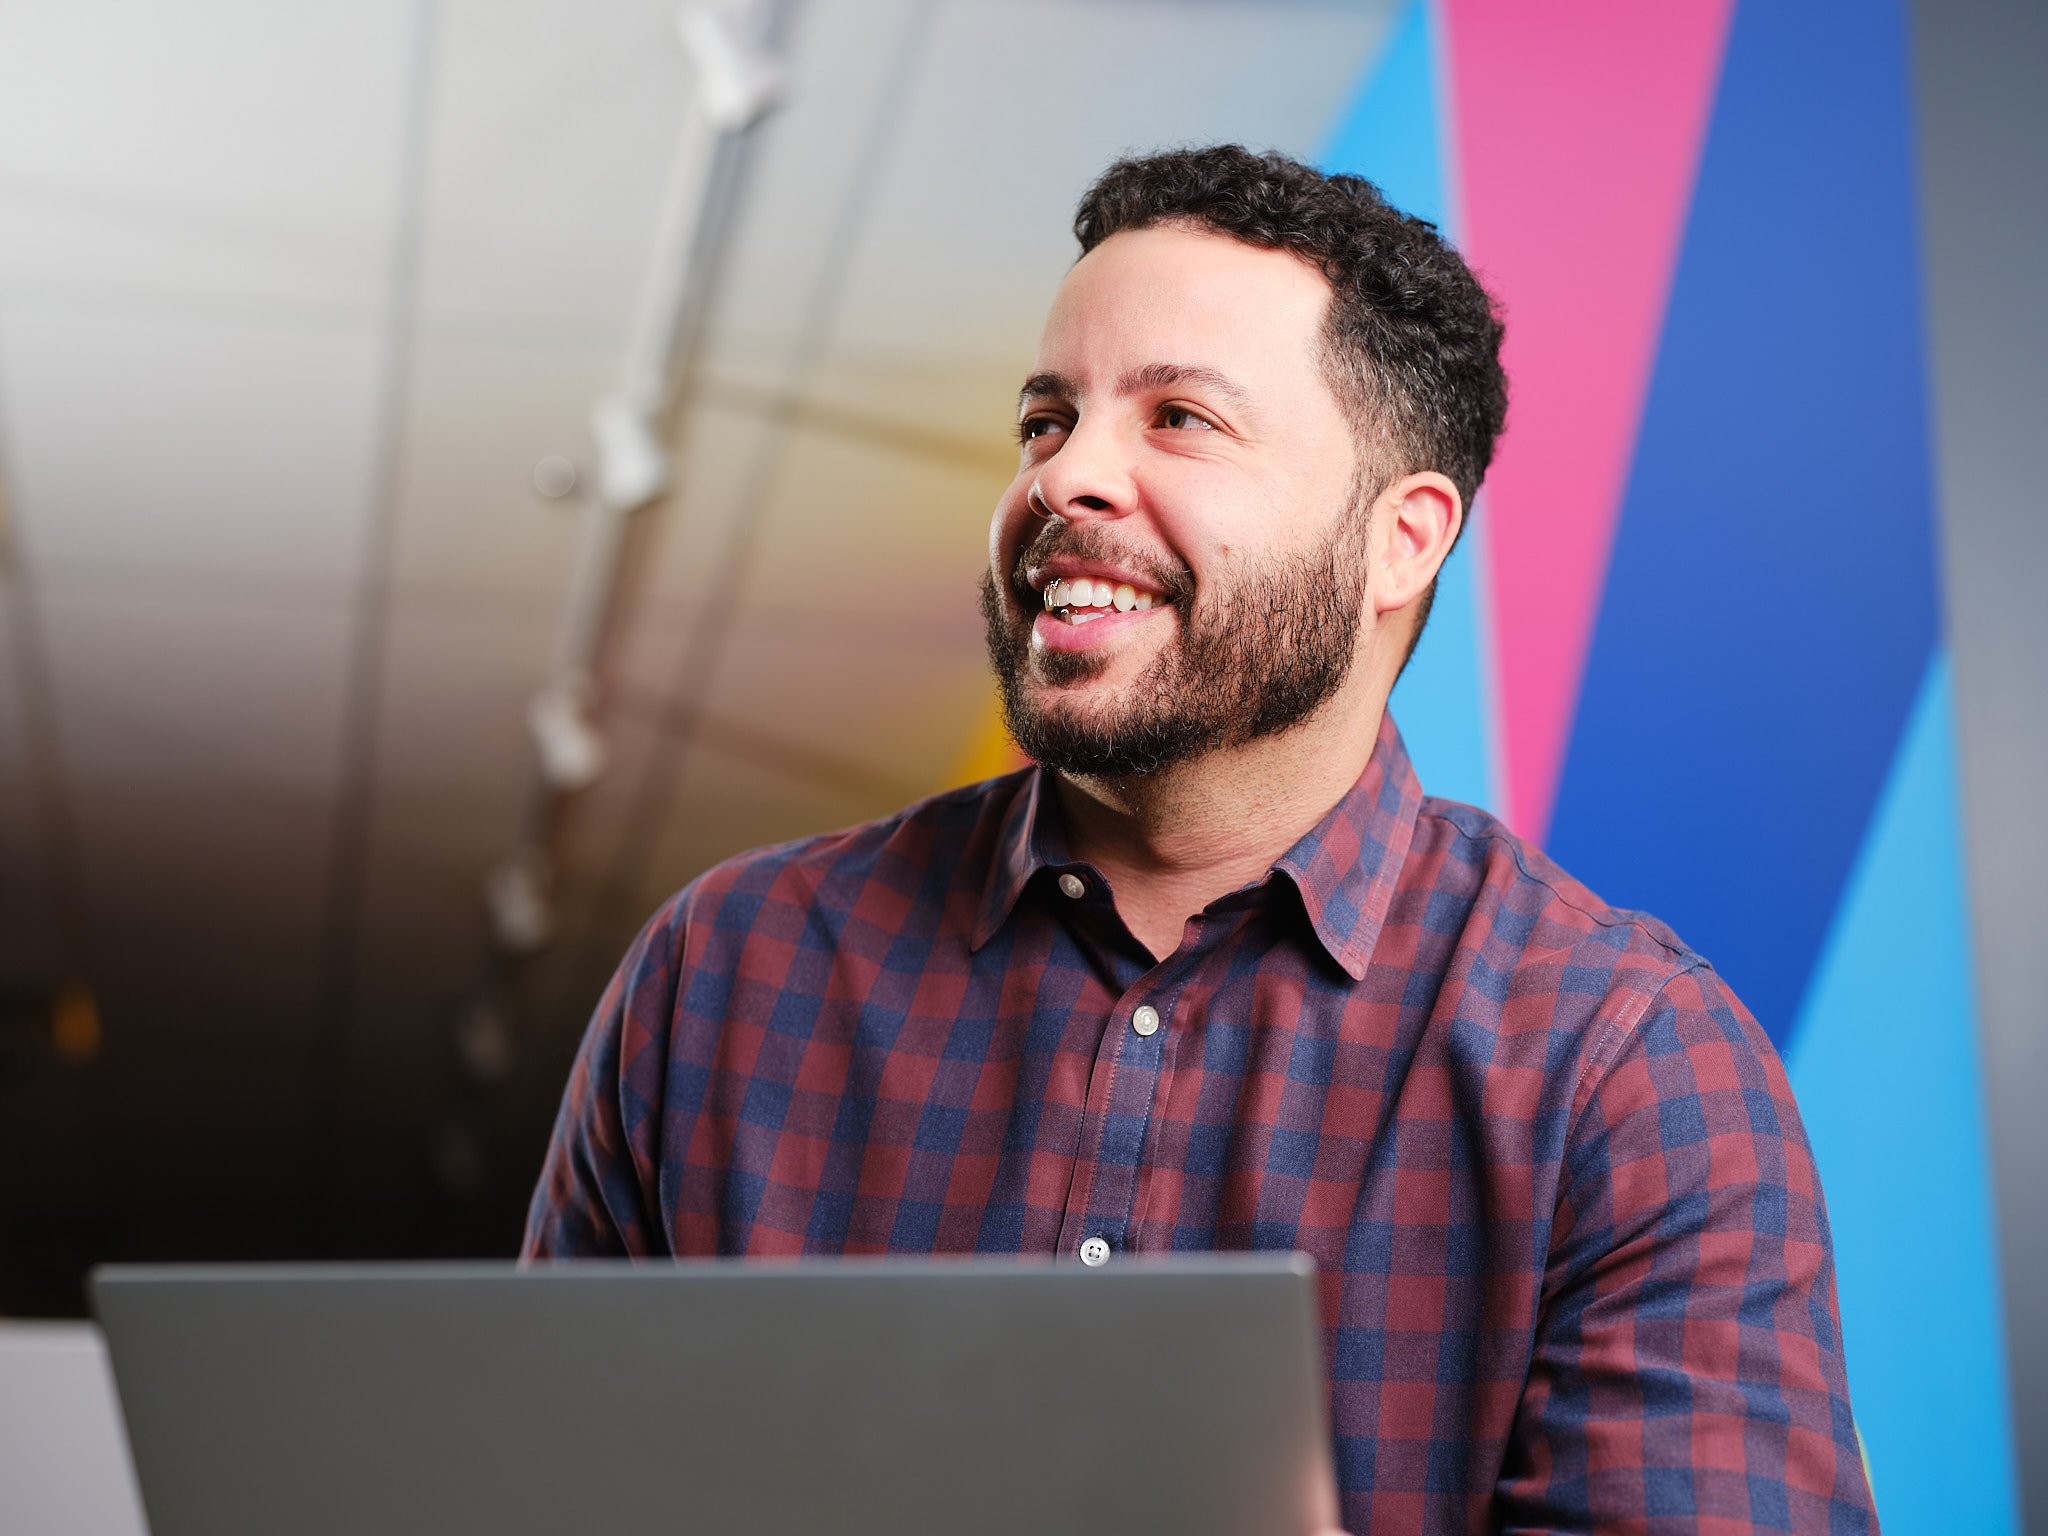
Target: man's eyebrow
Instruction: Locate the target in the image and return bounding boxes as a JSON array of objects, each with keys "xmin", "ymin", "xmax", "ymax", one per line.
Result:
[
  {"xmin": 1017, "ymin": 363, "xmax": 1256, "ymax": 417},
  {"xmin": 1016, "ymin": 371, "xmax": 1077, "ymax": 413},
  {"xmin": 1117, "ymin": 362, "xmax": 1255, "ymax": 413}
]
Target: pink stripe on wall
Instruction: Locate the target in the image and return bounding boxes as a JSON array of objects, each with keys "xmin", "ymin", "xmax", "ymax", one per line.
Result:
[{"xmin": 1442, "ymin": 0, "xmax": 1734, "ymax": 837}]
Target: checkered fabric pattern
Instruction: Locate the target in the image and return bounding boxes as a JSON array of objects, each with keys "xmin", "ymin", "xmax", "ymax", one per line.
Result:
[{"xmin": 526, "ymin": 713, "xmax": 1878, "ymax": 1534}]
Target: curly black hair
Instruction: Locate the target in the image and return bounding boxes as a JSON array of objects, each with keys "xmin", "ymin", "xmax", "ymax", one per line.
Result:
[{"xmin": 1074, "ymin": 144, "xmax": 1508, "ymax": 566}]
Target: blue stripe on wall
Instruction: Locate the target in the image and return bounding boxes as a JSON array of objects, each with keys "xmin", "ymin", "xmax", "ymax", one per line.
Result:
[
  {"xmin": 1785, "ymin": 650, "xmax": 2017, "ymax": 1534},
  {"xmin": 1545, "ymin": 0, "xmax": 1940, "ymax": 1046},
  {"xmin": 1323, "ymin": 0, "xmax": 1449, "ymax": 230},
  {"xmin": 1323, "ymin": 0, "xmax": 1500, "ymax": 813}
]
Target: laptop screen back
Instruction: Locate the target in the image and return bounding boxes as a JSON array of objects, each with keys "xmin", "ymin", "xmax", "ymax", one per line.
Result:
[{"xmin": 93, "ymin": 1256, "xmax": 1331, "ymax": 1536}]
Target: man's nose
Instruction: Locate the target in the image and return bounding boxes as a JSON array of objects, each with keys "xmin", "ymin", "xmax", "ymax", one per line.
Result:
[{"xmin": 1033, "ymin": 420, "xmax": 1137, "ymax": 521}]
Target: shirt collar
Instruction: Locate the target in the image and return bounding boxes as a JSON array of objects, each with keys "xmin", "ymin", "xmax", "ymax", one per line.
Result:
[
  {"xmin": 972, "ymin": 765, "xmax": 1074, "ymax": 952},
  {"xmin": 970, "ymin": 712, "xmax": 1425, "ymax": 979}
]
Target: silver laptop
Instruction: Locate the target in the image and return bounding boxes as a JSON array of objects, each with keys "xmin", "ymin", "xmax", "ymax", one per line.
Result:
[{"xmin": 92, "ymin": 1256, "xmax": 1333, "ymax": 1536}]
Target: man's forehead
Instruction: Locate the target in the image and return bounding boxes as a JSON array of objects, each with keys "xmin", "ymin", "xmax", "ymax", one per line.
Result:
[{"xmin": 1030, "ymin": 224, "xmax": 1330, "ymax": 389}]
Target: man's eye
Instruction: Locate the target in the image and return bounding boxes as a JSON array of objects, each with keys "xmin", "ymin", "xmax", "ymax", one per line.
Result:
[
  {"xmin": 1017, "ymin": 416, "xmax": 1064, "ymax": 443},
  {"xmin": 1158, "ymin": 405, "xmax": 1214, "ymax": 431}
]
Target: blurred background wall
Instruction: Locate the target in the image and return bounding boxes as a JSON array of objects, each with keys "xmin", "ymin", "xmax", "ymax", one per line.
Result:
[{"xmin": 0, "ymin": 0, "xmax": 2037, "ymax": 1530}]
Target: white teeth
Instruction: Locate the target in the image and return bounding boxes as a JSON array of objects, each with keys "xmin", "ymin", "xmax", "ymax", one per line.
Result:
[{"xmin": 1039, "ymin": 575, "xmax": 1161, "ymax": 615}]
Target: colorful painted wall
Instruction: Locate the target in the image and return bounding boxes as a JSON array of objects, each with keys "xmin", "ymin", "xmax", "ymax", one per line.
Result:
[{"xmin": 1327, "ymin": 0, "xmax": 2018, "ymax": 1529}]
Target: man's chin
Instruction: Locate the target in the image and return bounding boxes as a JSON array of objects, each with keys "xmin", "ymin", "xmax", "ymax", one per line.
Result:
[
  {"xmin": 1005, "ymin": 707, "xmax": 1217, "ymax": 781},
  {"xmin": 1000, "ymin": 677, "xmax": 1210, "ymax": 780},
  {"xmin": 1025, "ymin": 652, "xmax": 1113, "ymax": 692}
]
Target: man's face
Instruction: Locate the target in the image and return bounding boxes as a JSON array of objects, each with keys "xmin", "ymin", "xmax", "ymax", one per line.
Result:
[{"xmin": 982, "ymin": 223, "xmax": 1374, "ymax": 778}]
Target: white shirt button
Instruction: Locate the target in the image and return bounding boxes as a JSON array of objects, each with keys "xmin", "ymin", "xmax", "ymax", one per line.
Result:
[
  {"xmin": 1057, "ymin": 872, "xmax": 1086, "ymax": 900},
  {"xmin": 1131, "ymin": 1005, "xmax": 1160, "ymax": 1037},
  {"xmin": 1078, "ymin": 1236, "xmax": 1111, "ymax": 1267}
]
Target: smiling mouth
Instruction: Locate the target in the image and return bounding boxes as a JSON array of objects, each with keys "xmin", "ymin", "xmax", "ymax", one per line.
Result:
[{"xmin": 1039, "ymin": 576, "xmax": 1158, "ymax": 624}]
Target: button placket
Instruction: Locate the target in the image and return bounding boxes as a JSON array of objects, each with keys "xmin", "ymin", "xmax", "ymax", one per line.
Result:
[{"xmin": 1052, "ymin": 944, "xmax": 1187, "ymax": 1266}]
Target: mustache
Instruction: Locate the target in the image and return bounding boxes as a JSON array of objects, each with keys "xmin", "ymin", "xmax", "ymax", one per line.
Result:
[{"xmin": 1007, "ymin": 521, "xmax": 1195, "ymax": 610}]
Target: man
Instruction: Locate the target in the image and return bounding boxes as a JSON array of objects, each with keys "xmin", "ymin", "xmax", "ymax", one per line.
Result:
[{"xmin": 526, "ymin": 146, "xmax": 1878, "ymax": 1533}]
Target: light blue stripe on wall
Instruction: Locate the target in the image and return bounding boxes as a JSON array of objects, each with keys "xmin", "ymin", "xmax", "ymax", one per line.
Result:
[
  {"xmin": 1323, "ymin": 0, "xmax": 1448, "ymax": 229},
  {"xmin": 1322, "ymin": 0, "xmax": 1500, "ymax": 814},
  {"xmin": 1785, "ymin": 649, "xmax": 2017, "ymax": 1534}
]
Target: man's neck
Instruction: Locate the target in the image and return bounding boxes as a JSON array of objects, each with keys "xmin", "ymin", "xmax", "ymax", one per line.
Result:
[{"xmin": 1052, "ymin": 693, "xmax": 1387, "ymax": 962}]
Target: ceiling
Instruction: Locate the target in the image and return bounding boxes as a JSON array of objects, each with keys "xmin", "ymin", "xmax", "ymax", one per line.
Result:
[{"xmin": 0, "ymin": 0, "xmax": 1397, "ymax": 1304}]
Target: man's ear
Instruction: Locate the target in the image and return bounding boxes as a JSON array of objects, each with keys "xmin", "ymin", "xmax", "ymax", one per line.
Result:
[{"xmin": 1373, "ymin": 471, "xmax": 1463, "ymax": 618}]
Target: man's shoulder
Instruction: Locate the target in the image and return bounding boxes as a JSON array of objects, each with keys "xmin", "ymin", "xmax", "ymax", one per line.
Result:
[
  {"xmin": 1409, "ymin": 791, "xmax": 1732, "ymax": 1019},
  {"xmin": 649, "ymin": 767, "xmax": 1032, "ymax": 950}
]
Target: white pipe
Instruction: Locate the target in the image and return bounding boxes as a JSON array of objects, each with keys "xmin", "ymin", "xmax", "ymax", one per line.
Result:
[{"xmin": 489, "ymin": 0, "xmax": 786, "ymax": 949}]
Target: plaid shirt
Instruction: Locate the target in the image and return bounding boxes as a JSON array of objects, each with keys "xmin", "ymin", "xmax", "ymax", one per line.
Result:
[{"xmin": 526, "ymin": 714, "xmax": 1877, "ymax": 1534}]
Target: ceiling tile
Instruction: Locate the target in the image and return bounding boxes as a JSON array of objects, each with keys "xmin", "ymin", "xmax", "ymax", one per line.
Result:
[
  {"xmin": 697, "ymin": 0, "xmax": 923, "ymax": 370},
  {"xmin": 347, "ymin": 783, "xmax": 620, "ymax": 1116},
  {"xmin": 387, "ymin": 332, "xmax": 615, "ymax": 603},
  {"xmin": 348, "ymin": 796, "xmax": 505, "ymax": 1038},
  {"xmin": 769, "ymin": 348, "xmax": 1019, "ymax": 499},
  {"xmin": 371, "ymin": 600, "xmax": 556, "ymax": 821},
  {"xmin": 631, "ymin": 733, "xmax": 907, "ymax": 919},
  {"xmin": 529, "ymin": 698, "xmax": 725, "ymax": 1022},
  {"xmin": 728, "ymin": 413, "xmax": 1005, "ymax": 629},
  {"xmin": 70, "ymin": 787, "xmax": 331, "ymax": 941},
  {"xmin": 0, "ymin": 305, "xmax": 387, "ymax": 588},
  {"xmin": 824, "ymin": 0, "xmax": 1397, "ymax": 369},
  {"xmin": 546, "ymin": 705, "xmax": 664, "ymax": 892},
  {"xmin": 599, "ymin": 402, "xmax": 1007, "ymax": 819},
  {"xmin": 610, "ymin": 396, "xmax": 778, "ymax": 631},
  {"xmin": 0, "ymin": 0, "xmax": 415, "ymax": 320},
  {"xmin": 605, "ymin": 605, "xmax": 695, "ymax": 724},
  {"xmin": 413, "ymin": 0, "xmax": 693, "ymax": 344},
  {"xmin": 696, "ymin": 610, "xmax": 994, "ymax": 795},
  {"xmin": 38, "ymin": 587, "xmax": 354, "ymax": 797}
]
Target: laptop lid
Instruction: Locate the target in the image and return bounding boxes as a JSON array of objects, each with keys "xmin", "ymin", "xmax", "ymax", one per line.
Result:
[{"xmin": 92, "ymin": 1256, "xmax": 1332, "ymax": 1536}]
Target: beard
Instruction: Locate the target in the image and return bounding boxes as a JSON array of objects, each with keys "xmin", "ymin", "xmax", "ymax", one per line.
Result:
[{"xmin": 979, "ymin": 494, "xmax": 1372, "ymax": 779}]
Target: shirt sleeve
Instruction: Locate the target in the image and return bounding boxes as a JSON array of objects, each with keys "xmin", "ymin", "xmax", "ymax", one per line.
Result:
[
  {"xmin": 1494, "ymin": 964, "xmax": 1880, "ymax": 1533},
  {"xmin": 520, "ymin": 899, "xmax": 685, "ymax": 1260}
]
